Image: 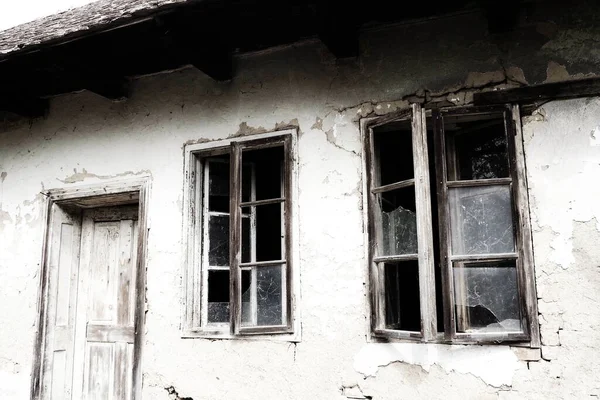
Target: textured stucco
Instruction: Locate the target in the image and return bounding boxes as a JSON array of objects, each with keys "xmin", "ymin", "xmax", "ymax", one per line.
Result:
[{"xmin": 1, "ymin": 9, "xmax": 600, "ymax": 400}]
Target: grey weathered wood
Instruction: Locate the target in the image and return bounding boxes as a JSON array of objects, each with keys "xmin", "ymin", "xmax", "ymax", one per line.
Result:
[
  {"xmin": 240, "ymin": 197, "xmax": 285, "ymax": 207},
  {"xmin": 86, "ymin": 325, "xmax": 135, "ymax": 343},
  {"xmin": 33, "ymin": 178, "xmax": 149, "ymax": 400},
  {"xmin": 371, "ymin": 179, "xmax": 415, "ymax": 194},
  {"xmin": 373, "ymin": 254, "xmax": 418, "ymax": 263},
  {"xmin": 239, "ymin": 259, "xmax": 287, "ymax": 268},
  {"xmin": 450, "ymin": 252, "xmax": 518, "ymax": 262},
  {"xmin": 446, "ymin": 177, "xmax": 512, "ymax": 188},
  {"xmin": 509, "ymin": 105, "xmax": 541, "ymax": 347},
  {"xmin": 412, "ymin": 103, "xmax": 438, "ymax": 341},
  {"xmin": 432, "ymin": 108, "xmax": 455, "ymax": 340},
  {"xmin": 229, "ymin": 141, "xmax": 242, "ymax": 335}
]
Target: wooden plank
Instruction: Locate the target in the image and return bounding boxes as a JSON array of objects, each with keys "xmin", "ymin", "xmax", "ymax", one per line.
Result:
[
  {"xmin": 86, "ymin": 325, "xmax": 135, "ymax": 343},
  {"xmin": 510, "ymin": 105, "xmax": 541, "ymax": 347},
  {"xmin": 474, "ymin": 77, "xmax": 600, "ymax": 106},
  {"xmin": 413, "ymin": 103, "xmax": 438, "ymax": 341},
  {"xmin": 240, "ymin": 197, "xmax": 285, "ymax": 207},
  {"xmin": 432, "ymin": 108, "xmax": 455, "ymax": 340},
  {"xmin": 90, "ymin": 222, "xmax": 119, "ymax": 322},
  {"xmin": 55, "ymin": 223, "xmax": 74, "ymax": 327},
  {"xmin": 229, "ymin": 141, "xmax": 242, "ymax": 335},
  {"xmin": 450, "ymin": 253, "xmax": 518, "ymax": 262},
  {"xmin": 239, "ymin": 259, "xmax": 287, "ymax": 268},
  {"xmin": 373, "ymin": 254, "xmax": 418, "ymax": 263},
  {"xmin": 446, "ymin": 177, "xmax": 512, "ymax": 188},
  {"xmin": 371, "ymin": 179, "xmax": 415, "ymax": 194},
  {"xmin": 364, "ymin": 108, "xmax": 412, "ymax": 130},
  {"xmin": 113, "ymin": 342, "xmax": 128, "ymax": 400},
  {"xmin": 283, "ymin": 134, "xmax": 293, "ymax": 331},
  {"xmin": 117, "ymin": 220, "xmax": 135, "ymax": 325},
  {"xmin": 84, "ymin": 343, "xmax": 112, "ymax": 400},
  {"xmin": 50, "ymin": 350, "xmax": 67, "ymax": 400}
]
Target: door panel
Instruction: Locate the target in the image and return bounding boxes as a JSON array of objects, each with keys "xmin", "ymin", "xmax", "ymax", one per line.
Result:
[{"xmin": 75, "ymin": 206, "xmax": 139, "ymax": 400}]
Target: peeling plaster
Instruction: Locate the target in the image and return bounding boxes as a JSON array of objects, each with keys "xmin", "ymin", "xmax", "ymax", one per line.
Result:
[
  {"xmin": 354, "ymin": 343, "xmax": 519, "ymax": 387},
  {"xmin": 57, "ymin": 168, "xmax": 152, "ymax": 184}
]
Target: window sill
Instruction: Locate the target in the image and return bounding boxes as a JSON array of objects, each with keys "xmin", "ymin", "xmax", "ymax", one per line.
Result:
[
  {"xmin": 369, "ymin": 331, "xmax": 537, "ymax": 348},
  {"xmin": 181, "ymin": 328, "xmax": 300, "ymax": 342}
]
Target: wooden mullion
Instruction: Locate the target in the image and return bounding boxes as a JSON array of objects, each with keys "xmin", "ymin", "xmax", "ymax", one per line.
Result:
[
  {"xmin": 371, "ymin": 179, "xmax": 415, "ymax": 194},
  {"xmin": 412, "ymin": 103, "xmax": 437, "ymax": 341},
  {"xmin": 450, "ymin": 253, "xmax": 518, "ymax": 262},
  {"xmin": 229, "ymin": 142, "xmax": 242, "ymax": 335},
  {"xmin": 283, "ymin": 134, "xmax": 293, "ymax": 331},
  {"xmin": 240, "ymin": 259, "xmax": 287, "ymax": 268},
  {"xmin": 446, "ymin": 178, "xmax": 512, "ymax": 188},
  {"xmin": 433, "ymin": 109, "xmax": 455, "ymax": 340},
  {"xmin": 240, "ymin": 197, "xmax": 285, "ymax": 207},
  {"xmin": 373, "ymin": 254, "xmax": 418, "ymax": 263},
  {"xmin": 364, "ymin": 125, "xmax": 382, "ymax": 333},
  {"xmin": 507, "ymin": 105, "xmax": 539, "ymax": 346}
]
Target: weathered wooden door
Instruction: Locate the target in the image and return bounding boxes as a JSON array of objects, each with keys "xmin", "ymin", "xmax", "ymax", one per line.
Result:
[{"xmin": 41, "ymin": 205, "xmax": 141, "ymax": 400}]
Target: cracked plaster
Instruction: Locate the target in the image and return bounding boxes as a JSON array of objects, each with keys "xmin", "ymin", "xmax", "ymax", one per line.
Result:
[{"xmin": 0, "ymin": 9, "xmax": 600, "ymax": 400}]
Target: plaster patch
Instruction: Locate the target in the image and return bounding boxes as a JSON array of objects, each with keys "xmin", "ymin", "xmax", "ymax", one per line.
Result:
[
  {"xmin": 591, "ymin": 126, "xmax": 600, "ymax": 146},
  {"xmin": 354, "ymin": 343, "xmax": 519, "ymax": 387}
]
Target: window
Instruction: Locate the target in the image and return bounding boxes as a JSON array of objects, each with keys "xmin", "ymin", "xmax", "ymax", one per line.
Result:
[
  {"xmin": 363, "ymin": 104, "xmax": 539, "ymax": 345},
  {"xmin": 182, "ymin": 130, "xmax": 297, "ymax": 338}
]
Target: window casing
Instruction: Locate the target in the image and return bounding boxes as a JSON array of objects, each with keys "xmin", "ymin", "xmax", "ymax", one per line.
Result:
[
  {"xmin": 363, "ymin": 104, "xmax": 539, "ymax": 345},
  {"xmin": 182, "ymin": 130, "xmax": 298, "ymax": 339}
]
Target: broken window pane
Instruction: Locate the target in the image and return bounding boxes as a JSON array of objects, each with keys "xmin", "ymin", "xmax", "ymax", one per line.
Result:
[
  {"xmin": 242, "ymin": 145, "xmax": 284, "ymax": 201},
  {"xmin": 453, "ymin": 261, "xmax": 522, "ymax": 333},
  {"xmin": 243, "ymin": 203, "xmax": 283, "ymax": 262},
  {"xmin": 242, "ymin": 265, "xmax": 284, "ymax": 327},
  {"xmin": 207, "ymin": 270, "xmax": 250, "ymax": 324},
  {"xmin": 444, "ymin": 114, "xmax": 509, "ymax": 181},
  {"xmin": 242, "ymin": 217, "xmax": 250, "ymax": 263},
  {"xmin": 377, "ymin": 187, "xmax": 418, "ymax": 256},
  {"xmin": 448, "ymin": 185, "xmax": 515, "ymax": 255},
  {"xmin": 208, "ymin": 215, "xmax": 229, "ymax": 266},
  {"xmin": 384, "ymin": 261, "xmax": 420, "ymax": 331},
  {"xmin": 208, "ymin": 159, "xmax": 229, "ymax": 213},
  {"xmin": 373, "ymin": 120, "xmax": 414, "ymax": 186}
]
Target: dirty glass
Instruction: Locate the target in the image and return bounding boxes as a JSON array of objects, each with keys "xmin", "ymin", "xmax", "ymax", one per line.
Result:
[
  {"xmin": 377, "ymin": 187, "xmax": 418, "ymax": 256},
  {"xmin": 208, "ymin": 215, "xmax": 229, "ymax": 266},
  {"xmin": 241, "ymin": 265, "xmax": 284, "ymax": 327},
  {"xmin": 207, "ymin": 270, "xmax": 250, "ymax": 323},
  {"xmin": 384, "ymin": 261, "xmax": 420, "ymax": 331},
  {"xmin": 445, "ymin": 114, "xmax": 509, "ymax": 181},
  {"xmin": 448, "ymin": 185, "xmax": 515, "ymax": 255},
  {"xmin": 453, "ymin": 261, "xmax": 522, "ymax": 333},
  {"xmin": 372, "ymin": 120, "xmax": 414, "ymax": 186}
]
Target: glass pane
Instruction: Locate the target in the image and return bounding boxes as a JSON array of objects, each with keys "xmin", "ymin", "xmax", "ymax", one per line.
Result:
[
  {"xmin": 453, "ymin": 261, "xmax": 522, "ymax": 333},
  {"xmin": 242, "ymin": 145, "xmax": 284, "ymax": 201},
  {"xmin": 449, "ymin": 185, "xmax": 515, "ymax": 255},
  {"xmin": 377, "ymin": 187, "xmax": 417, "ymax": 256},
  {"xmin": 373, "ymin": 120, "xmax": 414, "ymax": 186},
  {"xmin": 242, "ymin": 217, "xmax": 250, "ymax": 263},
  {"xmin": 242, "ymin": 203, "xmax": 283, "ymax": 262},
  {"xmin": 208, "ymin": 215, "xmax": 229, "ymax": 266},
  {"xmin": 242, "ymin": 265, "xmax": 284, "ymax": 327},
  {"xmin": 384, "ymin": 261, "xmax": 420, "ymax": 331},
  {"xmin": 207, "ymin": 270, "xmax": 250, "ymax": 324},
  {"xmin": 445, "ymin": 114, "xmax": 509, "ymax": 180},
  {"xmin": 208, "ymin": 159, "xmax": 229, "ymax": 213}
]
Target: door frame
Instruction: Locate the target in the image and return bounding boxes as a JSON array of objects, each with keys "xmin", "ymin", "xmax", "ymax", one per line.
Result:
[{"xmin": 31, "ymin": 177, "xmax": 151, "ymax": 400}]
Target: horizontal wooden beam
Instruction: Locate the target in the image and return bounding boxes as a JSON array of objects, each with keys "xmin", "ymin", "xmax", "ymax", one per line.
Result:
[{"xmin": 473, "ymin": 77, "xmax": 600, "ymax": 105}]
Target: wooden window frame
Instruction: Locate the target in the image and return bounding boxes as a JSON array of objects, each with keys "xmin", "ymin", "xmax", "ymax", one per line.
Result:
[
  {"xmin": 182, "ymin": 129, "xmax": 300, "ymax": 340},
  {"xmin": 362, "ymin": 104, "xmax": 539, "ymax": 346}
]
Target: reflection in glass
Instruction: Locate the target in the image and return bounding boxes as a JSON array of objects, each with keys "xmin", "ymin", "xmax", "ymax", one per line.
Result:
[{"xmin": 208, "ymin": 216, "xmax": 228, "ymax": 266}]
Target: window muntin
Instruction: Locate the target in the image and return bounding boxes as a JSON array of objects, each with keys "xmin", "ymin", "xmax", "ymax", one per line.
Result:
[{"xmin": 365, "ymin": 104, "xmax": 536, "ymax": 344}]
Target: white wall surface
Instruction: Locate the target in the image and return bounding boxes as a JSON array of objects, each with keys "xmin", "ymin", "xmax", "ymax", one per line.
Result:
[
  {"xmin": 1, "ymin": 11, "xmax": 600, "ymax": 400},
  {"xmin": 0, "ymin": 0, "xmax": 99, "ymax": 31}
]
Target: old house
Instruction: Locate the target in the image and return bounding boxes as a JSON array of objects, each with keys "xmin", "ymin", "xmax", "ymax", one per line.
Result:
[{"xmin": 0, "ymin": 0, "xmax": 599, "ymax": 398}]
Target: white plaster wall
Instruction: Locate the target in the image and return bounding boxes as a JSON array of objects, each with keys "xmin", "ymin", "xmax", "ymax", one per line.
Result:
[{"xmin": 1, "ymin": 12, "xmax": 600, "ymax": 400}]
